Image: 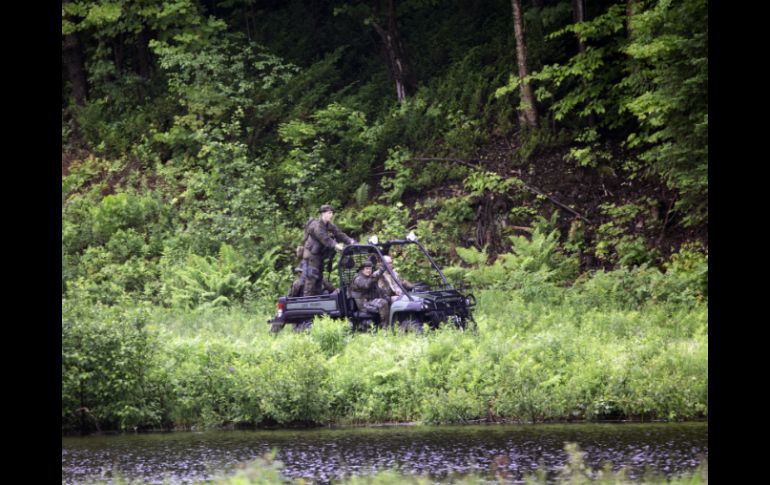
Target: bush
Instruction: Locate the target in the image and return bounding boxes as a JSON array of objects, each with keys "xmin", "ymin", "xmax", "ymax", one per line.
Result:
[
  {"xmin": 310, "ymin": 315, "xmax": 351, "ymax": 358},
  {"xmin": 255, "ymin": 335, "xmax": 331, "ymax": 424},
  {"xmin": 62, "ymin": 302, "xmax": 167, "ymax": 432},
  {"xmin": 160, "ymin": 244, "xmax": 253, "ymax": 310},
  {"xmin": 448, "ymin": 224, "xmax": 578, "ymax": 302}
]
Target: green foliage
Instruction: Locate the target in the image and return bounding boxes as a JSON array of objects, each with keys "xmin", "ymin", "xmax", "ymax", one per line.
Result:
[
  {"xmin": 622, "ymin": 0, "xmax": 708, "ymax": 225},
  {"xmin": 62, "ymin": 186, "xmax": 173, "ymax": 303},
  {"xmin": 160, "ymin": 244, "xmax": 253, "ymax": 310},
  {"xmin": 595, "ymin": 201, "xmax": 660, "ymax": 267},
  {"xmin": 208, "ymin": 451, "xmax": 286, "ymax": 485},
  {"xmin": 310, "ymin": 315, "xmax": 351, "ymax": 358},
  {"xmin": 449, "ymin": 223, "xmax": 579, "ymax": 300},
  {"xmin": 277, "ymin": 102, "xmax": 378, "ymax": 210},
  {"xmin": 380, "ymin": 147, "xmax": 414, "ymax": 203},
  {"xmin": 62, "ymin": 258, "xmax": 707, "ymax": 432},
  {"xmin": 61, "ymin": 0, "xmax": 708, "ymax": 436},
  {"xmin": 329, "ymin": 336, "xmax": 423, "ymax": 423},
  {"xmin": 530, "ymin": 4, "xmax": 630, "ymax": 131},
  {"xmin": 62, "ymin": 302, "xmax": 167, "ymax": 432},
  {"xmin": 151, "ymin": 29, "xmax": 297, "ymax": 123},
  {"xmin": 572, "ymin": 251, "xmax": 707, "ymax": 310},
  {"xmin": 663, "ymin": 243, "xmax": 708, "ymax": 300},
  {"xmin": 464, "ymin": 170, "xmax": 518, "ymax": 197},
  {"xmin": 255, "ymin": 335, "xmax": 331, "ymax": 424}
]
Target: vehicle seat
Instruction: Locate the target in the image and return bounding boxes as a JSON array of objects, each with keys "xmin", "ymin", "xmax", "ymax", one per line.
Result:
[{"xmin": 344, "ymin": 288, "xmax": 379, "ymax": 320}]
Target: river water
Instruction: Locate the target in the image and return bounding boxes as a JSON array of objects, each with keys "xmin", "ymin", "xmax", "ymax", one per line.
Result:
[{"xmin": 62, "ymin": 422, "xmax": 707, "ymax": 484}]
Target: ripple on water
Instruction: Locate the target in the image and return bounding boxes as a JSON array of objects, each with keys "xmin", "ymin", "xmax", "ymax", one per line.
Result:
[{"xmin": 62, "ymin": 422, "xmax": 707, "ymax": 484}]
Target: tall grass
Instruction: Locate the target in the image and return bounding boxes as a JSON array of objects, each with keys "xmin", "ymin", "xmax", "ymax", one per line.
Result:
[{"xmin": 62, "ymin": 270, "xmax": 707, "ymax": 432}]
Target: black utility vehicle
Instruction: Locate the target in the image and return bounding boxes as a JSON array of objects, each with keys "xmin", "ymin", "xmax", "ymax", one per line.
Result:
[{"xmin": 268, "ymin": 233, "xmax": 476, "ymax": 333}]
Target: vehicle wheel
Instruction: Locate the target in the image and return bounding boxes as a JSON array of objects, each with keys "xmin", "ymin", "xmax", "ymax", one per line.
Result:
[
  {"xmin": 449, "ymin": 315, "xmax": 465, "ymax": 330},
  {"xmin": 464, "ymin": 316, "xmax": 479, "ymax": 334},
  {"xmin": 397, "ymin": 313, "xmax": 423, "ymax": 334},
  {"xmin": 293, "ymin": 320, "xmax": 313, "ymax": 332},
  {"xmin": 269, "ymin": 321, "xmax": 285, "ymax": 334},
  {"xmin": 359, "ymin": 319, "xmax": 376, "ymax": 332}
]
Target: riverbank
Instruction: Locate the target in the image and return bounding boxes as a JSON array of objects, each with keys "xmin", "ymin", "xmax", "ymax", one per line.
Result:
[{"xmin": 62, "ymin": 277, "xmax": 707, "ymax": 433}]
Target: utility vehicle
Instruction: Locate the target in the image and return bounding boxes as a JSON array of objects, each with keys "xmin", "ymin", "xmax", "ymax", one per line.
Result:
[{"xmin": 268, "ymin": 233, "xmax": 476, "ymax": 333}]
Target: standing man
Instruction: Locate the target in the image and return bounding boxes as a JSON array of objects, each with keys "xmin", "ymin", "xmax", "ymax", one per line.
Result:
[
  {"xmin": 349, "ymin": 260, "xmax": 390, "ymax": 328},
  {"xmin": 301, "ymin": 204, "xmax": 356, "ymax": 296},
  {"xmin": 288, "ymin": 261, "xmax": 336, "ymax": 297}
]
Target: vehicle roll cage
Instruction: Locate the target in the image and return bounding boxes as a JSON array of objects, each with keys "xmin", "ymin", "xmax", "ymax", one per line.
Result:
[{"xmin": 339, "ymin": 239, "xmax": 450, "ymax": 302}]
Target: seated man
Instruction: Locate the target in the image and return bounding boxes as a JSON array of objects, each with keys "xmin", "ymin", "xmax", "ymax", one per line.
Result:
[
  {"xmin": 348, "ymin": 260, "xmax": 389, "ymax": 328},
  {"xmin": 378, "ymin": 255, "xmax": 415, "ymax": 302}
]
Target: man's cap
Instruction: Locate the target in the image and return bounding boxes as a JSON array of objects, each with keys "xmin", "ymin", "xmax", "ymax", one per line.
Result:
[
  {"xmin": 319, "ymin": 204, "xmax": 334, "ymax": 213},
  {"xmin": 360, "ymin": 260, "xmax": 373, "ymax": 269}
]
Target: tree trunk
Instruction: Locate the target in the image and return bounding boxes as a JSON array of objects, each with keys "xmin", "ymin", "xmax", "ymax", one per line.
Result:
[
  {"xmin": 113, "ymin": 37, "xmax": 125, "ymax": 74},
  {"xmin": 63, "ymin": 32, "xmax": 88, "ymax": 106},
  {"xmin": 371, "ymin": 0, "xmax": 414, "ymax": 103},
  {"xmin": 571, "ymin": 0, "xmax": 586, "ymax": 52},
  {"xmin": 626, "ymin": 0, "xmax": 637, "ymax": 39},
  {"xmin": 511, "ymin": 0, "xmax": 537, "ymax": 128},
  {"xmin": 136, "ymin": 30, "xmax": 152, "ymax": 79}
]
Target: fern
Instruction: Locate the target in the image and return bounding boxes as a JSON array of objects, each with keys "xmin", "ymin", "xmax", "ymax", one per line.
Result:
[
  {"xmin": 353, "ymin": 183, "xmax": 370, "ymax": 207},
  {"xmin": 162, "ymin": 244, "xmax": 252, "ymax": 310}
]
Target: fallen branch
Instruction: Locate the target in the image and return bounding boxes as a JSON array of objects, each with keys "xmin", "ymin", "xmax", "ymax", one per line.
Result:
[
  {"xmin": 512, "ymin": 170, "xmax": 594, "ymax": 225},
  {"xmin": 509, "ymin": 225, "xmax": 533, "ymax": 233},
  {"xmin": 410, "ymin": 157, "xmax": 481, "ymax": 169},
  {"xmin": 408, "ymin": 156, "xmax": 593, "ymax": 225}
]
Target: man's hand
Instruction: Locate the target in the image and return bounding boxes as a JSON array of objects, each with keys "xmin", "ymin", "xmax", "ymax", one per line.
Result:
[{"xmin": 335, "ymin": 242, "xmax": 344, "ymax": 251}]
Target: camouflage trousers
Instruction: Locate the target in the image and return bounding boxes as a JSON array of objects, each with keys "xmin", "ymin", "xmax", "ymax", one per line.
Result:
[
  {"xmin": 302, "ymin": 254, "xmax": 326, "ymax": 296},
  {"xmin": 289, "ymin": 261, "xmax": 337, "ymax": 296},
  {"xmin": 362, "ymin": 298, "xmax": 390, "ymax": 328}
]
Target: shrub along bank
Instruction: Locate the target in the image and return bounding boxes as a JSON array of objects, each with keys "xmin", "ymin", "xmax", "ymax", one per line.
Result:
[{"xmin": 62, "ymin": 256, "xmax": 707, "ymax": 433}]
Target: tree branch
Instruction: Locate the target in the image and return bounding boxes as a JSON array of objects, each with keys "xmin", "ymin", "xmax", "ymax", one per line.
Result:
[{"xmin": 408, "ymin": 156, "xmax": 594, "ymax": 224}]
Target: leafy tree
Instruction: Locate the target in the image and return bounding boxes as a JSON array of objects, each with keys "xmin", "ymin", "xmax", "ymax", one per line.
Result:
[
  {"xmin": 510, "ymin": 0, "xmax": 538, "ymax": 128},
  {"xmin": 622, "ymin": 0, "xmax": 708, "ymax": 225}
]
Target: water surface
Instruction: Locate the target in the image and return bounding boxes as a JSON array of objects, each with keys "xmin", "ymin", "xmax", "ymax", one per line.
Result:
[{"xmin": 62, "ymin": 422, "xmax": 707, "ymax": 484}]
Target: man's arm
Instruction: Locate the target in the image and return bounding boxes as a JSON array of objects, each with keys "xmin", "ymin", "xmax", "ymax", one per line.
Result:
[
  {"xmin": 352, "ymin": 272, "xmax": 382, "ymax": 292},
  {"xmin": 327, "ymin": 222, "xmax": 355, "ymax": 245},
  {"xmin": 311, "ymin": 221, "xmax": 339, "ymax": 250}
]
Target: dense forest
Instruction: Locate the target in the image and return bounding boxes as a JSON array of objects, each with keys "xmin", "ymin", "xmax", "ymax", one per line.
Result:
[{"xmin": 62, "ymin": 0, "xmax": 707, "ymax": 433}]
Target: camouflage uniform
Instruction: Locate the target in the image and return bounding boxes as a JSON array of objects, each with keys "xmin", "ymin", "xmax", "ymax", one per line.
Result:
[
  {"xmin": 349, "ymin": 264, "xmax": 390, "ymax": 328},
  {"xmin": 377, "ymin": 259, "xmax": 414, "ymax": 302},
  {"xmin": 289, "ymin": 261, "xmax": 336, "ymax": 297},
  {"xmin": 301, "ymin": 206, "xmax": 354, "ymax": 296}
]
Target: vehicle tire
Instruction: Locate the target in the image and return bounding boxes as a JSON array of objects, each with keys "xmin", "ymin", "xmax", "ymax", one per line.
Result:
[
  {"xmin": 293, "ymin": 319, "xmax": 313, "ymax": 332},
  {"xmin": 269, "ymin": 321, "xmax": 285, "ymax": 334},
  {"xmin": 449, "ymin": 315, "xmax": 465, "ymax": 330},
  {"xmin": 397, "ymin": 313, "xmax": 423, "ymax": 334},
  {"xmin": 358, "ymin": 319, "xmax": 375, "ymax": 332},
  {"xmin": 464, "ymin": 316, "xmax": 479, "ymax": 334}
]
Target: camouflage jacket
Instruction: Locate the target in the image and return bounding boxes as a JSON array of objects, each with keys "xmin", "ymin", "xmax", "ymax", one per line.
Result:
[
  {"xmin": 302, "ymin": 218, "xmax": 354, "ymax": 258},
  {"xmin": 349, "ymin": 269, "xmax": 384, "ymax": 301}
]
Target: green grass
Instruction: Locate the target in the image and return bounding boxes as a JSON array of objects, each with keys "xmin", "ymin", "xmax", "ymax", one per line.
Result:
[{"xmin": 62, "ymin": 282, "xmax": 707, "ymax": 432}]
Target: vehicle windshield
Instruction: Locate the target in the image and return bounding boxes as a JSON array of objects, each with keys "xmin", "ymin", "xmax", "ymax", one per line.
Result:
[
  {"xmin": 336, "ymin": 241, "xmax": 456, "ymax": 293},
  {"xmin": 382, "ymin": 242, "xmax": 452, "ymax": 292}
]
